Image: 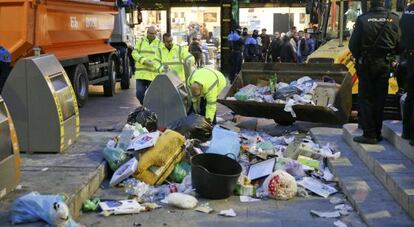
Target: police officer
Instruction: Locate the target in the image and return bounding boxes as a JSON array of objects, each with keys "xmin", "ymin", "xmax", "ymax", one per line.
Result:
[
  {"xmin": 349, "ymin": 0, "xmax": 400, "ymax": 144},
  {"xmin": 156, "ymin": 33, "xmax": 194, "ymax": 82},
  {"xmin": 0, "ymin": 46, "xmax": 11, "ymax": 93},
  {"xmin": 228, "ymin": 26, "xmax": 244, "ymax": 83},
  {"xmin": 132, "ymin": 26, "xmax": 161, "ymax": 104},
  {"xmin": 187, "ymin": 68, "xmax": 227, "ymax": 124},
  {"xmin": 400, "ymin": 0, "xmax": 414, "ymax": 146}
]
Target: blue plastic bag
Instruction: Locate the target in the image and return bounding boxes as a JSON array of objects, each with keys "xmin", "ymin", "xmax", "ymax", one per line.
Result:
[
  {"xmin": 206, "ymin": 126, "xmax": 240, "ymax": 160},
  {"xmin": 10, "ymin": 192, "xmax": 79, "ymax": 227}
]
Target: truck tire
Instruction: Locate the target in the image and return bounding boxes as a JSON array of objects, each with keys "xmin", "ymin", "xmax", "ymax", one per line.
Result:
[
  {"xmin": 120, "ymin": 53, "xmax": 131, "ymax": 90},
  {"xmin": 68, "ymin": 64, "xmax": 89, "ymax": 108},
  {"xmin": 104, "ymin": 56, "xmax": 117, "ymax": 97}
]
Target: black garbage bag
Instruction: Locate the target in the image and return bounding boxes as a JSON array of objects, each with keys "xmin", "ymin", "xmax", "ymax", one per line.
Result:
[
  {"xmin": 127, "ymin": 106, "xmax": 158, "ymax": 132},
  {"xmin": 167, "ymin": 114, "xmax": 213, "ymax": 142},
  {"xmin": 273, "ymin": 86, "xmax": 301, "ymax": 100}
]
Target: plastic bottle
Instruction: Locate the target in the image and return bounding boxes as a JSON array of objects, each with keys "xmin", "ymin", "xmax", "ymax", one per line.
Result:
[{"xmin": 117, "ymin": 125, "xmax": 134, "ymax": 150}]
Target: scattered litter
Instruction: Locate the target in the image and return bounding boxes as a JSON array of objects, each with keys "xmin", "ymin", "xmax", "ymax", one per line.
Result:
[
  {"xmin": 124, "ymin": 178, "xmax": 150, "ymax": 199},
  {"xmin": 127, "ymin": 106, "xmax": 158, "ymax": 132},
  {"xmin": 142, "ymin": 203, "xmax": 161, "ymax": 211},
  {"xmin": 133, "ymin": 222, "xmax": 142, "ymax": 226},
  {"xmin": 10, "ymin": 192, "xmax": 79, "ymax": 226},
  {"xmin": 247, "ymin": 158, "xmax": 276, "ymax": 180},
  {"xmin": 82, "ymin": 198, "xmax": 100, "ymax": 212},
  {"xmin": 310, "ymin": 209, "xmax": 341, "ymax": 218},
  {"xmin": 195, "ymin": 203, "xmax": 214, "ymax": 213},
  {"xmin": 334, "ymin": 220, "xmax": 348, "ymax": 227},
  {"xmin": 240, "ymin": 196, "xmax": 260, "ymax": 202},
  {"xmin": 15, "ymin": 185, "xmax": 22, "ymax": 190},
  {"xmin": 322, "ymin": 167, "xmax": 335, "ymax": 181},
  {"xmin": 296, "ymin": 185, "xmax": 309, "ymax": 197},
  {"xmin": 218, "ymin": 209, "xmax": 237, "ymax": 217},
  {"xmin": 163, "ymin": 193, "xmax": 198, "ymax": 209},
  {"xmin": 334, "ymin": 204, "xmax": 353, "ymax": 211},
  {"xmin": 263, "ymin": 170, "xmax": 297, "ymax": 200},
  {"xmin": 110, "ymin": 158, "xmax": 138, "ymax": 186},
  {"xmin": 329, "ymin": 197, "xmax": 344, "ymax": 205},
  {"xmin": 297, "ymin": 177, "xmax": 337, "ymax": 198},
  {"xmin": 127, "ymin": 131, "xmax": 160, "ymax": 151},
  {"xmin": 99, "ymin": 200, "xmax": 145, "ymax": 216},
  {"xmin": 41, "ymin": 168, "xmax": 48, "ymax": 172}
]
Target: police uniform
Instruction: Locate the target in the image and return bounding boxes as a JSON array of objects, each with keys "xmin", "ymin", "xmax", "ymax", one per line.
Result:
[
  {"xmin": 187, "ymin": 68, "xmax": 227, "ymax": 123},
  {"xmin": 0, "ymin": 46, "xmax": 11, "ymax": 93},
  {"xmin": 400, "ymin": 3, "xmax": 414, "ymax": 145},
  {"xmin": 131, "ymin": 37, "xmax": 161, "ymax": 104},
  {"xmin": 228, "ymin": 31, "xmax": 244, "ymax": 83},
  {"xmin": 349, "ymin": 6, "xmax": 400, "ymax": 143},
  {"xmin": 155, "ymin": 44, "xmax": 194, "ymax": 82}
]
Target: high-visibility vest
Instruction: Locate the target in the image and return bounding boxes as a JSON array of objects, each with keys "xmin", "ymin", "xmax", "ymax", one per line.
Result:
[
  {"xmin": 187, "ymin": 68, "xmax": 227, "ymax": 122},
  {"xmin": 131, "ymin": 37, "xmax": 161, "ymax": 81},
  {"xmin": 155, "ymin": 44, "xmax": 194, "ymax": 82}
]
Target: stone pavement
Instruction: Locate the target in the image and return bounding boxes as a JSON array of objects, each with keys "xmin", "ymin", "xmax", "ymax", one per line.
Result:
[{"xmin": 79, "ymin": 180, "xmax": 365, "ymax": 227}]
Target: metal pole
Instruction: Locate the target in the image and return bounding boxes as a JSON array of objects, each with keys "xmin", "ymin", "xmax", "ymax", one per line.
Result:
[{"xmin": 339, "ymin": 0, "xmax": 344, "ymax": 47}]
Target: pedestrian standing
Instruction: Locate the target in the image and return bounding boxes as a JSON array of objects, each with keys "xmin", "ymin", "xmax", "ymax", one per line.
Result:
[
  {"xmin": 228, "ymin": 26, "xmax": 244, "ymax": 83},
  {"xmin": 131, "ymin": 26, "xmax": 162, "ymax": 104},
  {"xmin": 260, "ymin": 28, "xmax": 271, "ymax": 62},
  {"xmin": 244, "ymin": 30, "xmax": 261, "ymax": 62},
  {"xmin": 279, "ymin": 36, "xmax": 297, "ymax": 63},
  {"xmin": 269, "ymin": 32, "xmax": 282, "ymax": 62},
  {"xmin": 189, "ymin": 37, "xmax": 203, "ymax": 68},
  {"xmin": 349, "ymin": 0, "xmax": 400, "ymax": 144},
  {"xmin": 296, "ymin": 30, "xmax": 308, "ymax": 63},
  {"xmin": 400, "ymin": 0, "xmax": 414, "ymax": 146},
  {"xmin": 306, "ymin": 33, "xmax": 316, "ymax": 55},
  {"xmin": 0, "ymin": 46, "xmax": 11, "ymax": 93}
]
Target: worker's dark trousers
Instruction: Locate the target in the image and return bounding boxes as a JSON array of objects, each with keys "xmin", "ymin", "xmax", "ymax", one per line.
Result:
[
  {"xmin": 356, "ymin": 57, "xmax": 390, "ymax": 138},
  {"xmin": 229, "ymin": 51, "xmax": 242, "ymax": 83},
  {"xmin": 136, "ymin": 79, "xmax": 151, "ymax": 105},
  {"xmin": 0, "ymin": 62, "xmax": 11, "ymax": 93},
  {"xmin": 403, "ymin": 51, "xmax": 414, "ymax": 140}
]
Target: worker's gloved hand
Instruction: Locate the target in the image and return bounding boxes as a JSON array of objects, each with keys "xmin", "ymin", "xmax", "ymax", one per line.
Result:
[
  {"xmin": 133, "ymin": 130, "xmax": 185, "ymax": 185},
  {"xmin": 143, "ymin": 59, "xmax": 154, "ymax": 67},
  {"xmin": 163, "ymin": 65, "xmax": 170, "ymax": 73}
]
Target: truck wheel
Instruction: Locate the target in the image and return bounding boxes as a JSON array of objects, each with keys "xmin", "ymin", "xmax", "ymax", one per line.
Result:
[
  {"xmin": 104, "ymin": 57, "xmax": 117, "ymax": 97},
  {"xmin": 273, "ymin": 119, "xmax": 295, "ymax": 126},
  {"xmin": 120, "ymin": 53, "xmax": 131, "ymax": 90},
  {"xmin": 68, "ymin": 64, "xmax": 89, "ymax": 107}
]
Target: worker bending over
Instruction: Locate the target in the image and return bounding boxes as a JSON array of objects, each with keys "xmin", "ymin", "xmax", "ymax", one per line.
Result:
[
  {"xmin": 156, "ymin": 33, "xmax": 195, "ymax": 81},
  {"xmin": 187, "ymin": 68, "xmax": 227, "ymax": 124},
  {"xmin": 132, "ymin": 26, "xmax": 161, "ymax": 104}
]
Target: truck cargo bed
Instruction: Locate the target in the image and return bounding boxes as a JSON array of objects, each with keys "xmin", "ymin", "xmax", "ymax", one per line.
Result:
[{"xmin": 218, "ymin": 63, "xmax": 353, "ymax": 125}]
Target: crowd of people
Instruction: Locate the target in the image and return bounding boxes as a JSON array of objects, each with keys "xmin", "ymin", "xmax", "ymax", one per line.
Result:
[{"xmin": 227, "ymin": 25, "xmax": 317, "ymax": 82}]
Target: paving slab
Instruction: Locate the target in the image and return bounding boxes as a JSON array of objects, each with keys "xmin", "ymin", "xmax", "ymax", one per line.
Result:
[
  {"xmin": 311, "ymin": 127, "xmax": 414, "ymax": 226},
  {"xmin": 343, "ymin": 124, "xmax": 414, "ymax": 219},
  {"xmin": 0, "ymin": 131, "xmax": 117, "ymax": 226}
]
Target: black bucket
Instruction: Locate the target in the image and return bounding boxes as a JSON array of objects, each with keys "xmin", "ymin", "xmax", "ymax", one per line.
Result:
[{"xmin": 191, "ymin": 153, "xmax": 242, "ymax": 199}]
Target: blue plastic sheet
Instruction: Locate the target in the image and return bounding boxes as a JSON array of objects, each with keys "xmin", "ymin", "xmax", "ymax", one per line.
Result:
[
  {"xmin": 206, "ymin": 126, "xmax": 240, "ymax": 160},
  {"xmin": 10, "ymin": 192, "xmax": 79, "ymax": 227}
]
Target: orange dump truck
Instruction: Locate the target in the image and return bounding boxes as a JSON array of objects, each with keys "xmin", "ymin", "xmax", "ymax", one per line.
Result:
[{"xmin": 0, "ymin": 0, "xmax": 136, "ymax": 106}]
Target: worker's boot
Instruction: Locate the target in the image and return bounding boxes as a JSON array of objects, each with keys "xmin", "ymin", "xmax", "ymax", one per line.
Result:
[{"xmin": 353, "ymin": 136, "xmax": 378, "ymax": 144}]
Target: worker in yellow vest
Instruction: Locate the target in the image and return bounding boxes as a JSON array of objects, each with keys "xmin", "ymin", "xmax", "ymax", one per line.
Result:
[
  {"xmin": 132, "ymin": 26, "xmax": 162, "ymax": 104},
  {"xmin": 187, "ymin": 68, "xmax": 227, "ymax": 124},
  {"xmin": 155, "ymin": 33, "xmax": 195, "ymax": 82}
]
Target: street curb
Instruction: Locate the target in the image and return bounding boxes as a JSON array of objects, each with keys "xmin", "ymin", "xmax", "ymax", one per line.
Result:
[
  {"xmin": 343, "ymin": 124, "xmax": 414, "ymax": 220},
  {"xmin": 310, "ymin": 127, "xmax": 414, "ymax": 226},
  {"xmin": 67, "ymin": 161, "xmax": 108, "ymax": 218},
  {"xmin": 382, "ymin": 120, "xmax": 414, "ymax": 163}
]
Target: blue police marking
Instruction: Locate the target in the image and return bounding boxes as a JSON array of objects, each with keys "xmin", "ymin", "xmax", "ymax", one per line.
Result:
[{"xmin": 0, "ymin": 47, "xmax": 11, "ymax": 63}]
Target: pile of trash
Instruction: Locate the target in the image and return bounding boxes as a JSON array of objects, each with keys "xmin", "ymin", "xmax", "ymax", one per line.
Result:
[
  {"xmin": 226, "ymin": 76, "xmax": 340, "ymax": 116},
  {"xmin": 79, "ymin": 106, "xmax": 350, "ymax": 223}
]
